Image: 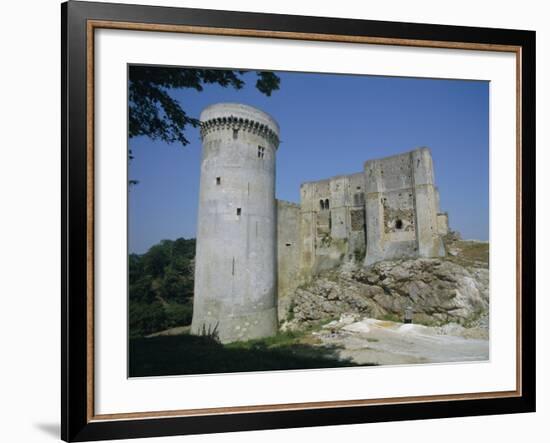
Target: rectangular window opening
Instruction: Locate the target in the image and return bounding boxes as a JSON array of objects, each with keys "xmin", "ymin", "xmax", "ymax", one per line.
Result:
[
  {"xmin": 236, "ymin": 208, "xmax": 241, "ymax": 216},
  {"xmin": 216, "ymin": 177, "xmax": 221, "ymax": 185}
]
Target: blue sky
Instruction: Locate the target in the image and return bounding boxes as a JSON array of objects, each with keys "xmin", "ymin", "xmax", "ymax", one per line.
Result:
[{"xmin": 129, "ymin": 70, "xmax": 489, "ymax": 254}]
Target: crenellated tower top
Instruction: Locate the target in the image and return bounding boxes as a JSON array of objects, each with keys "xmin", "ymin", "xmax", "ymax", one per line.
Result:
[{"xmin": 199, "ymin": 102, "xmax": 280, "ymax": 148}]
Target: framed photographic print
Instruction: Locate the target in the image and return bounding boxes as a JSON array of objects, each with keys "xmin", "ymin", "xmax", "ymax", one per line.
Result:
[{"xmin": 61, "ymin": 1, "xmax": 536, "ymax": 441}]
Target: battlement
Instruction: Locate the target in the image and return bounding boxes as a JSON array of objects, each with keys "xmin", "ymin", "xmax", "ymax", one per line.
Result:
[{"xmin": 200, "ymin": 102, "xmax": 280, "ymax": 147}]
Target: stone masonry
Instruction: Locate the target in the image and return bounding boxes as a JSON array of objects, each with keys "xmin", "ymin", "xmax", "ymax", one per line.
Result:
[
  {"xmin": 191, "ymin": 103, "xmax": 279, "ymax": 343},
  {"xmin": 192, "ymin": 103, "xmax": 449, "ymax": 342}
]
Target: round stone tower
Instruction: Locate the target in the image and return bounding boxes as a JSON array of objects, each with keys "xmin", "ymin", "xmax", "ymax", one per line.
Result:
[{"xmin": 191, "ymin": 103, "xmax": 280, "ymax": 343}]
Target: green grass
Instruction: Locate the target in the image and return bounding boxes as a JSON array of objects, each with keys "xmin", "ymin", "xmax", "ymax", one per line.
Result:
[
  {"xmin": 129, "ymin": 330, "xmax": 368, "ymax": 377},
  {"xmin": 380, "ymin": 313, "xmax": 402, "ymax": 323}
]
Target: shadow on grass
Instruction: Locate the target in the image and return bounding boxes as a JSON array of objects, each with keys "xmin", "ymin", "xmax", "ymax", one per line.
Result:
[{"xmin": 129, "ymin": 332, "xmax": 369, "ymax": 377}]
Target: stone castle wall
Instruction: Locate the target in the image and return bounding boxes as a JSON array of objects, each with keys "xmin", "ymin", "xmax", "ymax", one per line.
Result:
[
  {"xmin": 363, "ymin": 148, "xmax": 445, "ymax": 265},
  {"xmin": 193, "ymin": 103, "xmax": 449, "ymax": 340},
  {"xmin": 275, "ymin": 147, "xmax": 448, "ymax": 319},
  {"xmin": 276, "ymin": 200, "xmax": 301, "ymax": 318},
  {"xmin": 295, "ymin": 147, "xmax": 446, "ymax": 274},
  {"xmin": 299, "ymin": 173, "xmax": 367, "ymax": 276}
]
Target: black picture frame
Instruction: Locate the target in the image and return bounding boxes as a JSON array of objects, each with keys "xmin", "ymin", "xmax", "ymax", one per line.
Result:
[{"xmin": 61, "ymin": 1, "xmax": 536, "ymax": 441}]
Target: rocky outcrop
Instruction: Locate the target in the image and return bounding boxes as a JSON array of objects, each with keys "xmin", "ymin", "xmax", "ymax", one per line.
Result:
[{"xmin": 282, "ymin": 243, "xmax": 489, "ymax": 330}]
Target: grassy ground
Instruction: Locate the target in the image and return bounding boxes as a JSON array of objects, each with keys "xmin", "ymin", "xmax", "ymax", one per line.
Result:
[
  {"xmin": 455, "ymin": 240, "xmax": 489, "ymax": 263},
  {"xmin": 129, "ymin": 329, "xmax": 366, "ymax": 377},
  {"xmin": 444, "ymin": 236, "xmax": 489, "ymax": 268}
]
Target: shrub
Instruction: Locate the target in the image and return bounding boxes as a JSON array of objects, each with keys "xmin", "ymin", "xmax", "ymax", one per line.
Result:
[
  {"xmin": 129, "ymin": 302, "xmax": 167, "ymax": 338},
  {"xmin": 165, "ymin": 303, "xmax": 194, "ymax": 328}
]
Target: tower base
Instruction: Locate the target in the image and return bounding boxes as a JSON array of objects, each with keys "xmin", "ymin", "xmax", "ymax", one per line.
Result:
[{"xmin": 191, "ymin": 306, "xmax": 278, "ymax": 344}]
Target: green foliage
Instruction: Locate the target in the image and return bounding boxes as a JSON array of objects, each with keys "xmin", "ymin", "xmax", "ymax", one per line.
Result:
[
  {"xmin": 129, "ymin": 302, "xmax": 167, "ymax": 339},
  {"xmin": 319, "ymin": 232, "xmax": 332, "ymax": 247},
  {"xmin": 380, "ymin": 313, "xmax": 403, "ymax": 323},
  {"xmin": 286, "ymin": 299, "xmax": 296, "ymax": 322},
  {"xmin": 164, "ymin": 303, "xmax": 194, "ymax": 329},
  {"xmin": 353, "ymin": 247, "xmax": 365, "ymax": 263},
  {"xmin": 196, "ymin": 322, "xmax": 220, "ymax": 343},
  {"xmin": 129, "ymin": 238, "xmax": 196, "ymax": 337},
  {"xmin": 226, "ymin": 330, "xmax": 305, "ymax": 350},
  {"xmin": 128, "ymin": 66, "xmax": 280, "ymax": 147}
]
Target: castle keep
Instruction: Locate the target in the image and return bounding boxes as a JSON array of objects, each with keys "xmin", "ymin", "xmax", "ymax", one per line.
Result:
[{"xmin": 191, "ymin": 103, "xmax": 449, "ymax": 343}]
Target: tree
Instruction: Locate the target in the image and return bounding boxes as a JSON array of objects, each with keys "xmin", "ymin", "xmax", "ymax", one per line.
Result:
[
  {"xmin": 129, "ymin": 66, "xmax": 280, "ymax": 147},
  {"xmin": 129, "ymin": 238, "xmax": 197, "ymax": 336}
]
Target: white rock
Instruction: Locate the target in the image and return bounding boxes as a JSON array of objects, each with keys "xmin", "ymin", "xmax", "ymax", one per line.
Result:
[
  {"xmin": 339, "ymin": 313, "xmax": 358, "ymax": 325},
  {"xmin": 322, "ymin": 320, "xmax": 340, "ymax": 329},
  {"xmin": 342, "ymin": 322, "xmax": 371, "ymax": 334},
  {"xmin": 397, "ymin": 323, "xmax": 434, "ymax": 335}
]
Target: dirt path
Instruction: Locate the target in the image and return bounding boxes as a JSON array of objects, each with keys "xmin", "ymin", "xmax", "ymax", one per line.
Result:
[{"xmin": 314, "ymin": 318, "xmax": 489, "ymax": 366}]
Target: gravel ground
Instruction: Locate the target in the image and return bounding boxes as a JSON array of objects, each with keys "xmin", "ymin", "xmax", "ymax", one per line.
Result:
[{"xmin": 314, "ymin": 317, "xmax": 489, "ymax": 366}]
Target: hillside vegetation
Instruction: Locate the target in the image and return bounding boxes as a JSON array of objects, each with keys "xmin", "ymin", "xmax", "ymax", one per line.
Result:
[{"xmin": 129, "ymin": 238, "xmax": 195, "ymax": 338}]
